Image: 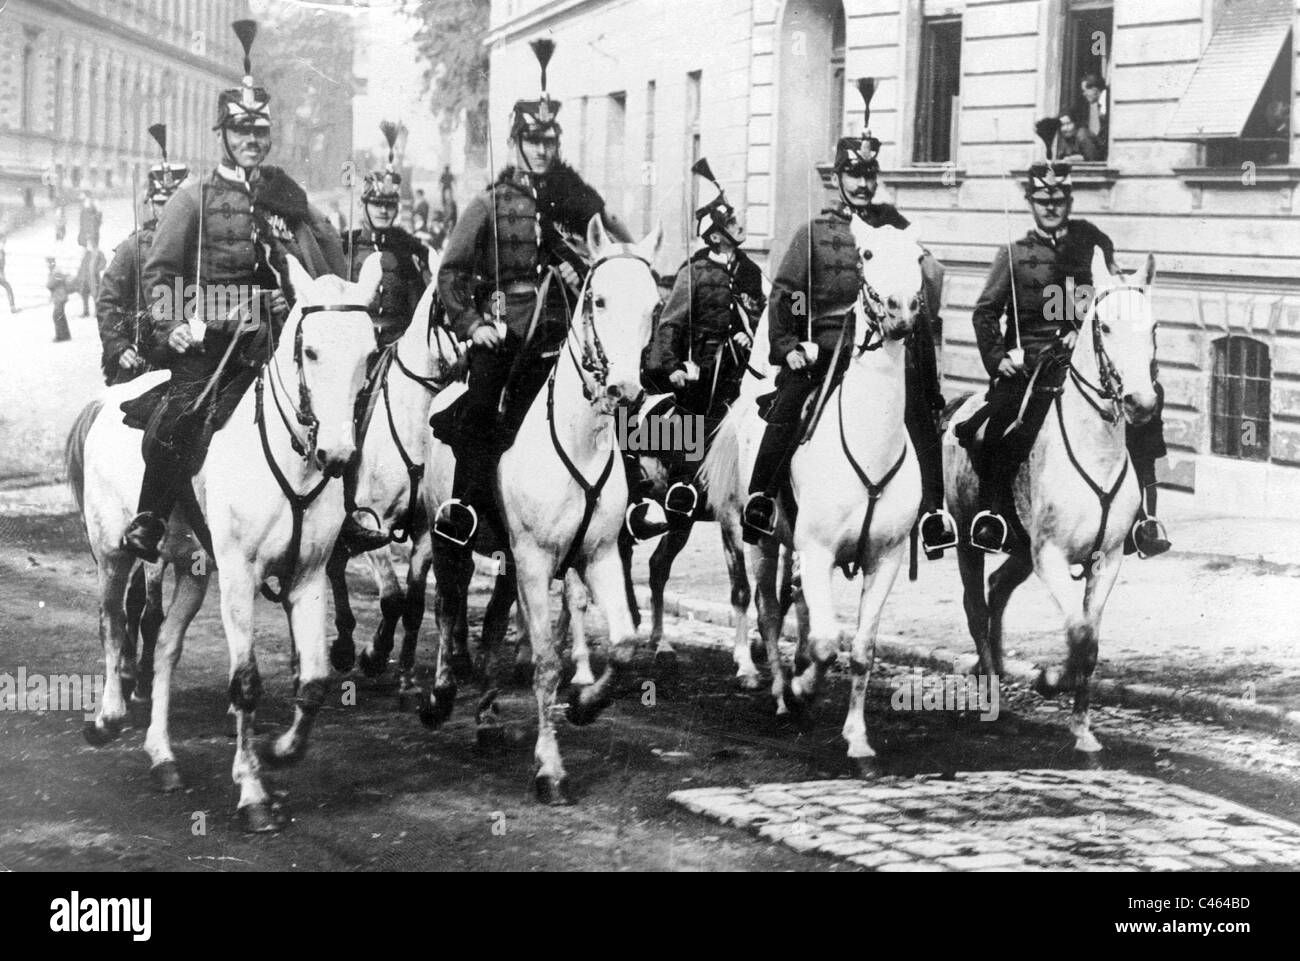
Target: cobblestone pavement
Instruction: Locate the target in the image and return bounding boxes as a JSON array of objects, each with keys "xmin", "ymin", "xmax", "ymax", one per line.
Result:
[{"xmin": 671, "ymin": 769, "xmax": 1300, "ymax": 872}]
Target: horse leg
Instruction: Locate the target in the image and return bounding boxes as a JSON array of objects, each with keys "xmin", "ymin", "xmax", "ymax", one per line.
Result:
[
  {"xmin": 567, "ymin": 548, "xmax": 639, "ymax": 727},
  {"xmin": 843, "ymin": 542, "xmax": 906, "ymax": 776},
  {"xmin": 1031, "ymin": 543, "xmax": 1108, "ymax": 753},
  {"xmin": 786, "ymin": 545, "xmax": 839, "ymax": 716},
  {"xmin": 359, "ymin": 548, "xmax": 402, "ymax": 678},
  {"xmin": 133, "ymin": 562, "xmax": 165, "ymax": 704},
  {"xmin": 261, "ymin": 570, "xmax": 331, "ymax": 769},
  {"xmin": 618, "ymin": 526, "xmax": 641, "ymax": 631},
  {"xmin": 142, "ymin": 564, "xmax": 207, "ymax": 792},
  {"xmin": 956, "ymin": 545, "xmax": 995, "ymax": 678},
  {"xmin": 219, "ymin": 563, "xmax": 279, "ymax": 832},
  {"xmin": 647, "ymin": 526, "xmax": 685, "ymax": 656},
  {"xmin": 398, "ymin": 531, "xmax": 434, "ymax": 698},
  {"xmin": 480, "ymin": 566, "xmax": 517, "ymax": 692},
  {"xmin": 418, "ymin": 545, "xmax": 463, "ymax": 730},
  {"xmin": 451, "ymin": 553, "xmax": 474, "ymax": 680},
  {"xmin": 562, "ymin": 570, "xmax": 595, "ymax": 687},
  {"xmin": 515, "ymin": 554, "xmax": 570, "ymax": 804},
  {"xmin": 326, "ymin": 540, "xmax": 357, "ymax": 673},
  {"xmin": 1065, "ymin": 546, "xmax": 1125, "ymax": 753},
  {"xmin": 121, "ymin": 562, "xmax": 145, "ymax": 701},
  {"xmin": 751, "ymin": 542, "xmax": 788, "ymax": 710},
  {"xmin": 84, "ymin": 556, "xmax": 134, "ymax": 746},
  {"xmin": 718, "ymin": 522, "xmax": 758, "ymax": 689},
  {"xmin": 986, "ymin": 551, "xmax": 1033, "ymax": 677}
]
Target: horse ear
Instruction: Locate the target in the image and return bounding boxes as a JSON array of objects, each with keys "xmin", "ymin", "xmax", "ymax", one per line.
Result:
[
  {"xmin": 1090, "ymin": 246, "xmax": 1114, "ymax": 291},
  {"xmin": 355, "ymin": 252, "xmax": 384, "ymax": 302},
  {"xmin": 1139, "ymin": 253, "xmax": 1157, "ymax": 288},
  {"xmin": 284, "ymin": 254, "xmax": 312, "ymax": 301},
  {"xmin": 639, "ymin": 220, "xmax": 664, "ymax": 262},
  {"xmin": 587, "ymin": 214, "xmax": 609, "ymax": 258}
]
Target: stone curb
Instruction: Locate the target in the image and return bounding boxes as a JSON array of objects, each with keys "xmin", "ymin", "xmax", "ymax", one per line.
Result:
[{"xmin": 637, "ymin": 586, "xmax": 1300, "ymax": 740}]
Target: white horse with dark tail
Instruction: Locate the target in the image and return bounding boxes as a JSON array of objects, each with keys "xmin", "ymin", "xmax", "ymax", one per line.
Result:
[{"xmin": 69, "ymin": 254, "xmax": 381, "ymax": 832}]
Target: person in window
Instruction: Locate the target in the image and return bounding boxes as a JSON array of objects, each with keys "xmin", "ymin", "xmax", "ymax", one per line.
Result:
[
  {"xmin": 1055, "ymin": 111, "xmax": 1100, "ymax": 163},
  {"xmin": 1260, "ymin": 100, "xmax": 1290, "ymax": 165},
  {"xmin": 1072, "ymin": 74, "xmax": 1109, "ymax": 160}
]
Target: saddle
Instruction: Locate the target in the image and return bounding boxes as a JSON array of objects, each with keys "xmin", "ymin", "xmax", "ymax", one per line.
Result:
[
  {"xmin": 954, "ymin": 350, "xmax": 1070, "ymax": 470},
  {"xmin": 121, "ymin": 366, "xmax": 259, "ymax": 476}
]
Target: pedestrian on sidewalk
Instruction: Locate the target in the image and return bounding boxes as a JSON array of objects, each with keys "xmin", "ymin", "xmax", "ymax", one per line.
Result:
[
  {"xmin": 0, "ymin": 235, "xmax": 18, "ymax": 313},
  {"xmin": 77, "ymin": 192, "xmax": 102, "ymax": 250},
  {"xmin": 54, "ymin": 203, "xmax": 67, "ymax": 242},
  {"xmin": 47, "ymin": 257, "xmax": 71, "ymax": 342},
  {"xmin": 74, "ymin": 240, "xmax": 106, "ymax": 317}
]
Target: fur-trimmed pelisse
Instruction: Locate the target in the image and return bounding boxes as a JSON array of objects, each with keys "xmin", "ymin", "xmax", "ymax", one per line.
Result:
[{"xmin": 499, "ymin": 160, "xmax": 605, "ymax": 235}]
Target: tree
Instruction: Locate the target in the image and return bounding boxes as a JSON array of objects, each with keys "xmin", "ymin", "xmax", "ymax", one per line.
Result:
[{"xmin": 405, "ymin": 0, "xmax": 491, "ymax": 165}]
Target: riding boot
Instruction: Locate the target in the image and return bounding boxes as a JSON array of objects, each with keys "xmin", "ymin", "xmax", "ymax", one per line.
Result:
[
  {"xmin": 970, "ymin": 455, "xmax": 1017, "ymax": 555},
  {"xmin": 621, "ymin": 451, "xmax": 670, "ymax": 542},
  {"xmin": 907, "ymin": 393, "xmax": 957, "ymax": 558},
  {"xmin": 1125, "ymin": 463, "xmax": 1171, "ymax": 558},
  {"xmin": 434, "ymin": 441, "xmax": 497, "ymax": 548},
  {"xmin": 338, "ymin": 460, "xmax": 391, "ymax": 557},
  {"xmin": 123, "ymin": 444, "xmax": 186, "ymax": 562},
  {"xmin": 743, "ymin": 419, "xmax": 795, "ymax": 544}
]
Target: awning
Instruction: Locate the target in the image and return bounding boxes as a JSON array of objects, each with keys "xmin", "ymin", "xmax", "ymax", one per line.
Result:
[{"xmin": 1164, "ymin": 0, "xmax": 1293, "ymax": 140}]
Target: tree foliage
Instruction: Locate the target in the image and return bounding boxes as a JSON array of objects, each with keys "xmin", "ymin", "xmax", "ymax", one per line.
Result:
[{"xmin": 405, "ymin": 0, "xmax": 491, "ymax": 154}]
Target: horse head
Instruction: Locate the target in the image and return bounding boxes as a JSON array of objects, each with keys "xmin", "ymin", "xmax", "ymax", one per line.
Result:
[
  {"xmin": 580, "ymin": 214, "xmax": 664, "ymax": 413},
  {"xmin": 849, "ymin": 220, "xmax": 925, "ymax": 353},
  {"xmin": 281, "ymin": 253, "xmax": 381, "ymax": 475},
  {"xmin": 1086, "ymin": 247, "xmax": 1158, "ymax": 426}
]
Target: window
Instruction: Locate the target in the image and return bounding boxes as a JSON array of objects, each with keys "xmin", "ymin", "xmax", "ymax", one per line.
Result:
[
  {"xmin": 1211, "ymin": 336, "xmax": 1271, "ymax": 461},
  {"xmin": 685, "ymin": 70, "xmax": 702, "ymax": 217},
  {"xmin": 1207, "ymin": 34, "xmax": 1291, "ymax": 167},
  {"xmin": 914, "ymin": 16, "xmax": 962, "ymax": 164},
  {"xmin": 642, "ymin": 80, "xmax": 657, "ymax": 234},
  {"xmin": 829, "ymin": 14, "xmax": 845, "ymax": 156},
  {"xmin": 605, "ymin": 91, "xmax": 627, "ymax": 220},
  {"xmin": 1060, "ymin": 2, "xmax": 1112, "ymax": 161}
]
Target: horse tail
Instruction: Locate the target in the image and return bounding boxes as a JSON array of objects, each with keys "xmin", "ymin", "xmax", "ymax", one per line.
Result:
[
  {"xmin": 65, "ymin": 399, "xmax": 104, "ymax": 518},
  {"xmin": 699, "ymin": 403, "xmax": 744, "ymax": 504}
]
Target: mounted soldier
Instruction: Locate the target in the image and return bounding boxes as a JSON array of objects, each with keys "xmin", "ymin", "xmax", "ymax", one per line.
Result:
[
  {"xmin": 741, "ymin": 78, "xmax": 957, "ymax": 555},
  {"xmin": 431, "ymin": 38, "xmax": 666, "ymax": 547},
  {"xmin": 641, "ymin": 158, "xmax": 765, "ymax": 523},
  {"xmin": 120, "ymin": 19, "xmax": 349, "ymax": 562},
  {"xmin": 956, "ymin": 118, "xmax": 1170, "ymax": 557},
  {"xmin": 97, "ymin": 123, "xmax": 186, "ymax": 386},
  {"xmin": 347, "ymin": 121, "xmax": 430, "ymax": 350}
]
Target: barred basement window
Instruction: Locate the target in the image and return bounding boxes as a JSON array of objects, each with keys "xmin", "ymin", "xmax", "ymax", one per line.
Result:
[{"xmin": 1211, "ymin": 336, "xmax": 1271, "ymax": 461}]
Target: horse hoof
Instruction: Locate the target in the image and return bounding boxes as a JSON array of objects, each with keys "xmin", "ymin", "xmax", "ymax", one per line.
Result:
[
  {"xmin": 1033, "ymin": 667, "xmax": 1063, "ymax": 697},
  {"xmin": 358, "ymin": 648, "xmax": 389, "ymax": 679},
  {"xmin": 130, "ymin": 682, "xmax": 152, "ymax": 705},
  {"xmin": 653, "ymin": 648, "xmax": 678, "ymax": 673},
  {"xmin": 150, "ymin": 760, "xmax": 183, "ymax": 793},
  {"xmin": 82, "ymin": 718, "xmax": 122, "ymax": 747},
  {"xmin": 511, "ymin": 662, "xmax": 535, "ymax": 689},
  {"xmin": 450, "ymin": 650, "xmax": 475, "ymax": 683},
  {"xmin": 750, "ymin": 640, "xmax": 769, "ymax": 666},
  {"xmin": 779, "ymin": 692, "xmax": 809, "ymax": 723},
  {"xmin": 737, "ymin": 673, "xmax": 762, "ymax": 692},
  {"xmin": 565, "ymin": 688, "xmax": 608, "ymax": 727},
  {"xmin": 237, "ymin": 801, "xmax": 287, "ymax": 834},
  {"xmin": 418, "ymin": 685, "xmax": 458, "ymax": 729},
  {"xmin": 793, "ymin": 654, "xmax": 811, "ymax": 677},
  {"xmin": 475, "ymin": 724, "xmax": 507, "ymax": 757},
  {"xmin": 850, "ymin": 755, "xmax": 881, "ymax": 780},
  {"xmin": 329, "ymin": 641, "xmax": 356, "ymax": 674},
  {"xmin": 533, "ymin": 774, "xmax": 574, "ymax": 806}
]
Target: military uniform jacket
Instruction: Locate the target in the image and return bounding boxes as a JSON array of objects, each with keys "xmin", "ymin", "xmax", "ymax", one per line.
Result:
[
  {"xmin": 971, "ymin": 218, "xmax": 1116, "ymax": 377},
  {"xmin": 645, "ymin": 249, "xmax": 765, "ymax": 391},
  {"xmin": 142, "ymin": 165, "xmax": 345, "ymax": 366},
  {"xmin": 97, "ymin": 220, "xmax": 157, "ymax": 382},
  {"xmin": 347, "ymin": 225, "xmax": 429, "ymax": 345},
  {"xmin": 768, "ymin": 203, "xmax": 912, "ymax": 366},
  {"xmin": 437, "ymin": 163, "xmax": 629, "ymax": 343}
]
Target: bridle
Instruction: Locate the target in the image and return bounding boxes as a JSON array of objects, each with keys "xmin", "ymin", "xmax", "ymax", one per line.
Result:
[
  {"xmin": 564, "ymin": 246, "xmax": 653, "ymax": 405},
  {"xmin": 855, "ymin": 273, "xmax": 923, "ymax": 355},
  {"xmin": 264, "ymin": 302, "xmax": 372, "ymax": 460},
  {"xmin": 1068, "ymin": 285, "xmax": 1142, "ymax": 424}
]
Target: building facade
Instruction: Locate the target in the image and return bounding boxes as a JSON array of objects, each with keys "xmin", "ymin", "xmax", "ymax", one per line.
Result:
[
  {"xmin": 487, "ymin": 0, "xmax": 1300, "ymax": 517},
  {"xmin": 0, "ymin": 0, "xmax": 252, "ymax": 213}
]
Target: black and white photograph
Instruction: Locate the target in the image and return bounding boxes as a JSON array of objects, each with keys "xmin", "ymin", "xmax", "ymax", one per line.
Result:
[{"xmin": 0, "ymin": 0, "xmax": 1297, "ymax": 892}]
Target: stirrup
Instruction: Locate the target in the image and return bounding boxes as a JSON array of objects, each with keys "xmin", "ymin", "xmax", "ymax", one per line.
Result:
[
  {"xmin": 919, "ymin": 508, "xmax": 958, "ymax": 556},
  {"xmin": 433, "ymin": 498, "xmax": 478, "ymax": 548},
  {"xmin": 742, "ymin": 492, "xmax": 777, "ymax": 542},
  {"xmin": 969, "ymin": 510, "xmax": 1008, "ymax": 555},
  {"xmin": 664, "ymin": 482, "xmax": 699, "ymax": 518},
  {"xmin": 1131, "ymin": 516, "xmax": 1171, "ymax": 559},
  {"xmin": 625, "ymin": 500, "xmax": 669, "ymax": 543}
]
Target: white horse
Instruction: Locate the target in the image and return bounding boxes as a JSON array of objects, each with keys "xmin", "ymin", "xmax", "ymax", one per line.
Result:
[
  {"xmin": 944, "ymin": 249, "xmax": 1157, "ymax": 753},
  {"xmin": 71, "ymin": 254, "xmax": 382, "ymax": 832},
  {"xmin": 702, "ymin": 222, "xmax": 925, "ymax": 772},
  {"xmin": 326, "ymin": 269, "xmax": 466, "ymax": 696},
  {"xmin": 424, "ymin": 216, "xmax": 663, "ymax": 804}
]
